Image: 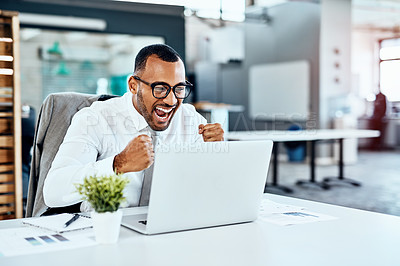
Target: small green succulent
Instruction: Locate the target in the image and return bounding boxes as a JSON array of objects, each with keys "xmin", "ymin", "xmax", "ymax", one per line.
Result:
[{"xmin": 75, "ymin": 174, "xmax": 130, "ymax": 213}]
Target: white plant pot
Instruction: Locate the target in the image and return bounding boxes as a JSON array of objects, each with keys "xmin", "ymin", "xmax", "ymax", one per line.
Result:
[{"xmin": 91, "ymin": 209, "xmax": 123, "ymax": 244}]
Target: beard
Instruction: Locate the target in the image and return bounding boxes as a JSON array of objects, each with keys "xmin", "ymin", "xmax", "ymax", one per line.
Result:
[{"xmin": 136, "ymin": 88, "xmax": 177, "ymax": 131}]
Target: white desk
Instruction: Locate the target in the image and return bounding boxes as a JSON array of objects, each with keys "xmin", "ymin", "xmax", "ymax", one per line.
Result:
[
  {"xmin": 196, "ymin": 104, "xmax": 244, "ymax": 133},
  {"xmin": 1, "ymin": 194, "xmax": 399, "ymax": 266},
  {"xmin": 226, "ymin": 129, "xmax": 379, "ymax": 142},
  {"xmin": 226, "ymin": 129, "xmax": 380, "ymax": 192}
]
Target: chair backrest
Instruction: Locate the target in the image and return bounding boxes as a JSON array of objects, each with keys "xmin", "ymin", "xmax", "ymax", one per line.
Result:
[{"xmin": 26, "ymin": 92, "xmax": 116, "ymax": 217}]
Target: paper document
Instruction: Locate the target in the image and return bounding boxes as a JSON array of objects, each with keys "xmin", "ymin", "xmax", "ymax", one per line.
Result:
[
  {"xmin": 0, "ymin": 227, "xmax": 96, "ymax": 257},
  {"xmin": 258, "ymin": 199, "xmax": 337, "ymax": 226},
  {"xmin": 259, "ymin": 199, "xmax": 305, "ymax": 214},
  {"xmin": 22, "ymin": 213, "xmax": 93, "ymax": 234}
]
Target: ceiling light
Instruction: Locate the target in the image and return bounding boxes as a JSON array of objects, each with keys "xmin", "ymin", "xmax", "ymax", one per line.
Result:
[
  {"xmin": 47, "ymin": 41, "xmax": 63, "ymax": 56},
  {"xmin": 19, "ymin": 13, "xmax": 107, "ymax": 31}
]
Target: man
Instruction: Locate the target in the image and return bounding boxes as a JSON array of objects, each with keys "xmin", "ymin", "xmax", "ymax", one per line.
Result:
[
  {"xmin": 43, "ymin": 44, "xmax": 224, "ymax": 211},
  {"xmin": 369, "ymin": 89, "xmax": 387, "ymax": 150}
]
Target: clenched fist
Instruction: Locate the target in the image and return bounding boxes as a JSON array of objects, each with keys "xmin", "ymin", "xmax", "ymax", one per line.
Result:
[
  {"xmin": 113, "ymin": 135, "xmax": 154, "ymax": 174},
  {"xmin": 198, "ymin": 123, "xmax": 224, "ymax": 142}
]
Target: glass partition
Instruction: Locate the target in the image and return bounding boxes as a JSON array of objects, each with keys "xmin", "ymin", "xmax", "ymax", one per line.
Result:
[{"xmin": 19, "ymin": 28, "xmax": 164, "ymax": 112}]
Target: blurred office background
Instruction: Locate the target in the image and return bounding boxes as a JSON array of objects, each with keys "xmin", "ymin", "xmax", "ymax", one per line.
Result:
[{"xmin": 0, "ymin": 0, "xmax": 399, "ymax": 216}]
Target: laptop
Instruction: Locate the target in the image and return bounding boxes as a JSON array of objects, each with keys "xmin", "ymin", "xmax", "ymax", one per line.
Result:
[{"xmin": 121, "ymin": 140, "xmax": 273, "ymax": 235}]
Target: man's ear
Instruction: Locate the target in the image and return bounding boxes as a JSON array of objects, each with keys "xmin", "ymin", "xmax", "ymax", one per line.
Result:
[{"xmin": 128, "ymin": 76, "xmax": 138, "ymax": 94}]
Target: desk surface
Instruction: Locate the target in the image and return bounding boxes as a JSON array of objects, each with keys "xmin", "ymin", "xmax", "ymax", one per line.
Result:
[
  {"xmin": 1, "ymin": 194, "xmax": 399, "ymax": 266},
  {"xmin": 226, "ymin": 129, "xmax": 380, "ymax": 142}
]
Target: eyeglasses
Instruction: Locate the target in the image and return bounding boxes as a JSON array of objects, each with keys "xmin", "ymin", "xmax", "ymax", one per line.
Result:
[{"xmin": 133, "ymin": 76, "xmax": 192, "ymax": 99}]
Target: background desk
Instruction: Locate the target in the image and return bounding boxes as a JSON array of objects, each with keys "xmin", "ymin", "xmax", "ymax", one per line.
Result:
[
  {"xmin": 1, "ymin": 194, "xmax": 399, "ymax": 266},
  {"xmin": 226, "ymin": 129, "xmax": 380, "ymax": 192},
  {"xmin": 194, "ymin": 103, "xmax": 244, "ymax": 133}
]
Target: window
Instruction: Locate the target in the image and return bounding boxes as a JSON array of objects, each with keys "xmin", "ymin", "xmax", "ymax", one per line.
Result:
[{"xmin": 379, "ymin": 38, "xmax": 400, "ymax": 101}]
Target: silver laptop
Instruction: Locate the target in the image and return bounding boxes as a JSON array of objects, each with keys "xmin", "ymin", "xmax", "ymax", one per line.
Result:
[{"xmin": 121, "ymin": 140, "xmax": 273, "ymax": 235}]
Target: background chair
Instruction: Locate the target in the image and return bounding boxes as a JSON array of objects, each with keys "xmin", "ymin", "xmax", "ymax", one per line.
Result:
[
  {"xmin": 26, "ymin": 92, "xmax": 116, "ymax": 217},
  {"xmin": 22, "ymin": 105, "xmax": 36, "ymax": 216}
]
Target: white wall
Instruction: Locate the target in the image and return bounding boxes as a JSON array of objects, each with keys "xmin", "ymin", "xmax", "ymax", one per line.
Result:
[
  {"xmin": 108, "ymin": 36, "xmax": 164, "ymax": 76},
  {"xmin": 185, "ymin": 16, "xmax": 242, "ymax": 72},
  {"xmin": 318, "ymin": 0, "xmax": 352, "ymax": 159},
  {"xmin": 319, "ymin": 0, "xmax": 352, "ymax": 129},
  {"xmin": 351, "ymin": 31, "xmax": 378, "ymax": 100},
  {"xmin": 351, "ymin": 29, "xmax": 394, "ymax": 100},
  {"xmin": 185, "ymin": 16, "xmax": 214, "ymax": 71},
  {"xmin": 203, "ymin": 26, "xmax": 244, "ymax": 64},
  {"xmin": 243, "ymin": 2, "xmax": 320, "ymax": 131}
]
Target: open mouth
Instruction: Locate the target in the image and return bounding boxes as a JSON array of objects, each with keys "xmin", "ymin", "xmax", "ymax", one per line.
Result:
[{"xmin": 153, "ymin": 106, "xmax": 175, "ymax": 123}]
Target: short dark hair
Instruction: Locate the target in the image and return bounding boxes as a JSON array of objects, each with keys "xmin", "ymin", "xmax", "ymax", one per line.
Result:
[{"xmin": 134, "ymin": 44, "xmax": 182, "ymax": 73}]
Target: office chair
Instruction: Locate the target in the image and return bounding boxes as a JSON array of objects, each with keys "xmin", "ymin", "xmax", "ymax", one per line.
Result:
[
  {"xmin": 22, "ymin": 105, "xmax": 36, "ymax": 216},
  {"xmin": 26, "ymin": 92, "xmax": 117, "ymax": 217}
]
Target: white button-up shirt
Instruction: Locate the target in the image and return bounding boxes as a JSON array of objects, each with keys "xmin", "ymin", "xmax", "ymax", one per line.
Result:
[{"xmin": 43, "ymin": 92, "xmax": 207, "ymax": 210}]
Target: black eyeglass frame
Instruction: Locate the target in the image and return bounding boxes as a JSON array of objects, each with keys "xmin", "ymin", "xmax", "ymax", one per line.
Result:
[{"xmin": 133, "ymin": 75, "xmax": 193, "ymax": 99}]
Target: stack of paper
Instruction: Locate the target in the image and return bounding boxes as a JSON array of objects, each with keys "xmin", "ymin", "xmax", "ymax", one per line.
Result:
[
  {"xmin": 0, "ymin": 227, "xmax": 96, "ymax": 257},
  {"xmin": 258, "ymin": 199, "xmax": 337, "ymax": 226},
  {"xmin": 22, "ymin": 213, "xmax": 93, "ymax": 234}
]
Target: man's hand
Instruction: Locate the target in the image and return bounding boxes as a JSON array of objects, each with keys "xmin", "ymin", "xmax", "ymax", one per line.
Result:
[
  {"xmin": 113, "ymin": 135, "xmax": 154, "ymax": 174},
  {"xmin": 198, "ymin": 123, "xmax": 224, "ymax": 142}
]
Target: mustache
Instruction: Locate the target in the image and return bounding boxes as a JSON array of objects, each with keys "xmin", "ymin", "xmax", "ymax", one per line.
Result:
[{"xmin": 153, "ymin": 103, "xmax": 177, "ymax": 109}]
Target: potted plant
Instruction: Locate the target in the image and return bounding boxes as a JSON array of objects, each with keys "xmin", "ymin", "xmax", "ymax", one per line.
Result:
[{"xmin": 75, "ymin": 174, "xmax": 129, "ymax": 244}]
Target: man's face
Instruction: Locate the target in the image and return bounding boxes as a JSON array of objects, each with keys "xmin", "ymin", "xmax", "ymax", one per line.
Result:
[{"xmin": 130, "ymin": 55, "xmax": 186, "ymax": 131}]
